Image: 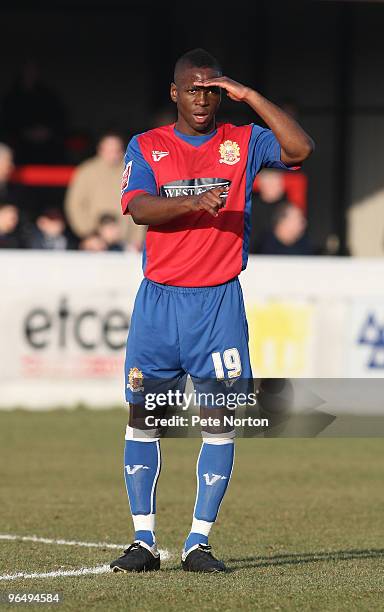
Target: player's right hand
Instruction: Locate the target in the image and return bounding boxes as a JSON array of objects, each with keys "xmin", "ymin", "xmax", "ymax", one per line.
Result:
[{"xmin": 192, "ymin": 186, "xmax": 229, "ymax": 217}]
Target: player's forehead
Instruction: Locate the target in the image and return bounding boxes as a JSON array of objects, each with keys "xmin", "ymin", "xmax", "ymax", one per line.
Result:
[{"xmin": 176, "ymin": 65, "xmax": 220, "ymax": 88}]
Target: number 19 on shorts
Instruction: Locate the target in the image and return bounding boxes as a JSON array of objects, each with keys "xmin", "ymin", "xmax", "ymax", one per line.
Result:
[{"xmin": 212, "ymin": 348, "xmax": 242, "ymax": 379}]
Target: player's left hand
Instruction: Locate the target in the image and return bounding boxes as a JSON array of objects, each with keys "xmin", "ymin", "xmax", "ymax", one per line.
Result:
[{"xmin": 193, "ymin": 76, "xmax": 250, "ymax": 102}]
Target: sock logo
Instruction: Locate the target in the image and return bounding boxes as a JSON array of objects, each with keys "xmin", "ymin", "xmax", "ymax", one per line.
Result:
[
  {"xmin": 203, "ymin": 473, "xmax": 228, "ymax": 486},
  {"xmin": 125, "ymin": 464, "xmax": 150, "ymax": 475}
]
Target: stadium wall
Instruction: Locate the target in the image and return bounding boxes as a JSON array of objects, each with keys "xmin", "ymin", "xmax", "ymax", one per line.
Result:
[{"xmin": 0, "ymin": 252, "xmax": 383, "ymax": 409}]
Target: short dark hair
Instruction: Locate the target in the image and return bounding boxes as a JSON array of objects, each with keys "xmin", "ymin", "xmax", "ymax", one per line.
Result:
[
  {"xmin": 96, "ymin": 131, "xmax": 125, "ymax": 146},
  {"xmin": 174, "ymin": 48, "xmax": 222, "ymax": 82},
  {"xmin": 39, "ymin": 207, "xmax": 64, "ymax": 222},
  {"xmin": 98, "ymin": 213, "xmax": 118, "ymax": 226},
  {"xmin": 272, "ymin": 201, "xmax": 298, "ymax": 227}
]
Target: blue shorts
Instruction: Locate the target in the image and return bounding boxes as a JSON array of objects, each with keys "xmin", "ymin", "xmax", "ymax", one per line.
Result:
[{"xmin": 125, "ymin": 277, "xmax": 252, "ymax": 404}]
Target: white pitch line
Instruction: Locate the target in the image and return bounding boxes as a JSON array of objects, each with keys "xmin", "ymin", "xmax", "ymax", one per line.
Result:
[
  {"xmin": 0, "ymin": 534, "xmax": 170, "ymax": 560},
  {"xmin": 0, "ymin": 565, "xmax": 111, "ymax": 581},
  {"xmin": 0, "ymin": 534, "xmax": 123, "ymax": 549}
]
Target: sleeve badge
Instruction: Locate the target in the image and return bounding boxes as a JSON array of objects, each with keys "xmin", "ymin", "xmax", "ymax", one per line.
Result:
[{"xmin": 121, "ymin": 160, "xmax": 133, "ymax": 194}]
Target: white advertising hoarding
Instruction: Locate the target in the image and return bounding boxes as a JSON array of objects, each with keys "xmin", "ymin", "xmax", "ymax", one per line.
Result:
[{"xmin": 0, "ymin": 252, "xmax": 383, "ymax": 408}]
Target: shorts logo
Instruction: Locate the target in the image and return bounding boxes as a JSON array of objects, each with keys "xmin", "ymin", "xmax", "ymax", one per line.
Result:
[
  {"xmin": 219, "ymin": 140, "xmax": 240, "ymax": 165},
  {"xmin": 127, "ymin": 367, "xmax": 144, "ymax": 392},
  {"xmin": 121, "ymin": 161, "xmax": 133, "ymax": 194},
  {"xmin": 152, "ymin": 150, "xmax": 169, "ymax": 162}
]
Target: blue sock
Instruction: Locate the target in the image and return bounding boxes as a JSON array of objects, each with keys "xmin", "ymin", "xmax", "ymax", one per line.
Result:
[
  {"xmin": 124, "ymin": 439, "xmax": 161, "ymax": 548},
  {"xmin": 184, "ymin": 440, "xmax": 234, "ymax": 553}
]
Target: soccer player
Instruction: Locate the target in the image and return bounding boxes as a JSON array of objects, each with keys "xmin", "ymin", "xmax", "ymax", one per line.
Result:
[{"xmin": 110, "ymin": 49, "xmax": 313, "ymax": 573}]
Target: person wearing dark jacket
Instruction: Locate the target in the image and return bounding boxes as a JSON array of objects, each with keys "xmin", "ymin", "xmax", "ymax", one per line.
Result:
[
  {"xmin": 0, "ymin": 204, "xmax": 24, "ymax": 248},
  {"xmin": 26, "ymin": 208, "xmax": 76, "ymax": 250},
  {"xmin": 258, "ymin": 200, "xmax": 313, "ymax": 255}
]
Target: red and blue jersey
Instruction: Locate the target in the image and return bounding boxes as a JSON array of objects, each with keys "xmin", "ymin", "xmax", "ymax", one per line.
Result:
[{"xmin": 121, "ymin": 122, "xmax": 290, "ymax": 287}]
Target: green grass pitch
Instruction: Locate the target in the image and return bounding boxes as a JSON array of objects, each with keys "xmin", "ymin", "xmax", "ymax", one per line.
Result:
[{"xmin": 0, "ymin": 408, "xmax": 383, "ymax": 611}]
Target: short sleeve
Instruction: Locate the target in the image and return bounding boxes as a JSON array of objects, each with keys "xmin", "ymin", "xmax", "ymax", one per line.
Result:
[
  {"xmin": 121, "ymin": 135, "xmax": 157, "ymax": 214},
  {"xmin": 248, "ymin": 124, "xmax": 295, "ymax": 179}
]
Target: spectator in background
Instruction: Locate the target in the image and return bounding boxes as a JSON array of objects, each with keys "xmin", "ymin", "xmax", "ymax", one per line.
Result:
[
  {"xmin": 0, "ymin": 204, "xmax": 23, "ymax": 248},
  {"xmin": 97, "ymin": 213, "xmax": 125, "ymax": 252},
  {"xmin": 249, "ymin": 168, "xmax": 287, "ymax": 254},
  {"xmin": 347, "ymin": 197, "xmax": 384, "ymax": 257},
  {"xmin": 1, "ymin": 59, "xmax": 67, "ymax": 164},
  {"xmin": 0, "ymin": 144, "xmax": 30, "ymax": 248},
  {"xmin": 79, "ymin": 232, "xmax": 107, "ymax": 252},
  {"xmin": 0, "ymin": 143, "xmax": 26, "ymax": 208},
  {"xmin": 65, "ymin": 132, "xmax": 145, "ymax": 251},
  {"xmin": 258, "ymin": 201, "xmax": 313, "ymax": 255},
  {"xmin": 26, "ymin": 208, "xmax": 75, "ymax": 250}
]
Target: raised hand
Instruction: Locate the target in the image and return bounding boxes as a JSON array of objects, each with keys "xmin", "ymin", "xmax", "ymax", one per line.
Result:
[{"xmin": 193, "ymin": 76, "xmax": 250, "ymax": 102}]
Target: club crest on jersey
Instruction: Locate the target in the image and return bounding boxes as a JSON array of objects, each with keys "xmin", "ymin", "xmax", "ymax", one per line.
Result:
[
  {"xmin": 152, "ymin": 150, "xmax": 169, "ymax": 162},
  {"xmin": 219, "ymin": 140, "xmax": 240, "ymax": 165},
  {"xmin": 121, "ymin": 160, "xmax": 132, "ymax": 194},
  {"xmin": 127, "ymin": 367, "xmax": 144, "ymax": 392}
]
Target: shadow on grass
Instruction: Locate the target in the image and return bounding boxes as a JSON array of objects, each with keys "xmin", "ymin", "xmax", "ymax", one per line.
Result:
[
  {"xmin": 165, "ymin": 548, "xmax": 384, "ymax": 573},
  {"xmin": 227, "ymin": 548, "xmax": 384, "ymax": 570}
]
